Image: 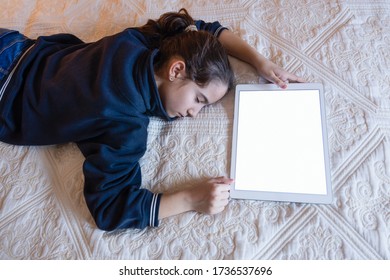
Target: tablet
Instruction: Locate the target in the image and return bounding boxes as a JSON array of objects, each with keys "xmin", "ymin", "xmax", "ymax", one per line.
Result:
[{"xmin": 230, "ymin": 83, "xmax": 332, "ymax": 204}]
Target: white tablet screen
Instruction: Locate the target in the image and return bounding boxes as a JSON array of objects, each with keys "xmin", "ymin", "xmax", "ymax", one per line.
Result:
[{"xmin": 231, "ymin": 84, "xmax": 332, "ymax": 203}]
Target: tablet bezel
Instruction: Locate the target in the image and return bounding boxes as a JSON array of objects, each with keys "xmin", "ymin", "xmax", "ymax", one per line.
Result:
[{"xmin": 230, "ymin": 83, "xmax": 333, "ymax": 204}]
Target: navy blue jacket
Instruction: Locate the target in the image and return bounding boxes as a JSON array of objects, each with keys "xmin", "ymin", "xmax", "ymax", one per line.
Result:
[{"xmin": 0, "ymin": 20, "xmax": 226, "ymax": 230}]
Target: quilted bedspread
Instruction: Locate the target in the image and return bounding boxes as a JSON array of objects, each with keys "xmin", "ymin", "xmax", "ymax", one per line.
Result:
[{"xmin": 0, "ymin": 0, "xmax": 389, "ymax": 259}]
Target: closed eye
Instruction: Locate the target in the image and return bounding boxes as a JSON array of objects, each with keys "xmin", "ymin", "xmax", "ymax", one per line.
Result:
[
  {"xmin": 197, "ymin": 97, "xmax": 208, "ymax": 105},
  {"xmin": 196, "ymin": 97, "xmax": 206, "ymax": 104},
  {"xmin": 197, "ymin": 91, "xmax": 209, "ymax": 105}
]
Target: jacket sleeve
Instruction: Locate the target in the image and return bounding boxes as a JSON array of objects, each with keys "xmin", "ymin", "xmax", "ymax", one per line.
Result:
[
  {"xmin": 76, "ymin": 118, "xmax": 161, "ymax": 231},
  {"xmin": 194, "ymin": 20, "xmax": 228, "ymax": 37}
]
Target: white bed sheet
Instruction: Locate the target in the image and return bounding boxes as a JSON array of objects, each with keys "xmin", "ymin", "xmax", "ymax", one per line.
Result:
[{"xmin": 0, "ymin": 0, "xmax": 389, "ymax": 259}]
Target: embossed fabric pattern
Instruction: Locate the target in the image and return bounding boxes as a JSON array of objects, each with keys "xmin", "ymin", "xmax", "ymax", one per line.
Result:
[{"xmin": 0, "ymin": 0, "xmax": 389, "ymax": 259}]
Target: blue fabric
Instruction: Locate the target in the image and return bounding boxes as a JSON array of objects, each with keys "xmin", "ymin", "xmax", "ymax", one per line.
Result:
[
  {"xmin": 0, "ymin": 28, "xmax": 34, "ymax": 92},
  {"xmin": 0, "ymin": 20, "xmax": 226, "ymax": 230}
]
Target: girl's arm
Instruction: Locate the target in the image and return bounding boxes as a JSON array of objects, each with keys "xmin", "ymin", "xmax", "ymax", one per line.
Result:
[
  {"xmin": 218, "ymin": 29, "xmax": 305, "ymax": 89},
  {"xmin": 158, "ymin": 177, "xmax": 233, "ymax": 219}
]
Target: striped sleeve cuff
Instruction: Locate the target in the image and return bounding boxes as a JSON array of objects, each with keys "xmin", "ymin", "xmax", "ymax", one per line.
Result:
[
  {"xmin": 0, "ymin": 43, "xmax": 35, "ymax": 102},
  {"xmin": 149, "ymin": 193, "xmax": 161, "ymax": 227},
  {"xmin": 214, "ymin": 26, "xmax": 229, "ymax": 37}
]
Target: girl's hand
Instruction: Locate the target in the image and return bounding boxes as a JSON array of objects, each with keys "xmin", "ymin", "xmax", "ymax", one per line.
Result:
[
  {"xmin": 217, "ymin": 30, "xmax": 305, "ymax": 89},
  {"xmin": 158, "ymin": 177, "xmax": 234, "ymax": 220},
  {"xmin": 257, "ymin": 59, "xmax": 306, "ymax": 89},
  {"xmin": 187, "ymin": 177, "xmax": 233, "ymax": 215}
]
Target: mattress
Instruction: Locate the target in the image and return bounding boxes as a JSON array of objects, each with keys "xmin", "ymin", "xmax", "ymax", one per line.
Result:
[{"xmin": 0, "ymin": 0, "xmax": 389, "ymax": 259}]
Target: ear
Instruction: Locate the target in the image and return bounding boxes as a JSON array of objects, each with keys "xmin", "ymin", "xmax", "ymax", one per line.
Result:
[{"xmin": 168, "ymin": 59, "xmax": 186, "ymax": 80}]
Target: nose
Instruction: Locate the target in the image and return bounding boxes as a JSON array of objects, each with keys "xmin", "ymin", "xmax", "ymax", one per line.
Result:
[{"xmin": 187, "ymin": 106, "xmax": 202, "ymax": 118}]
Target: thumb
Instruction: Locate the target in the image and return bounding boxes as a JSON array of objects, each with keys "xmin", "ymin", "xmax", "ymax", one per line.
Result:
[
  {"xmin": 271, "ymin": 74, "xmax": 287, "ymax": 89},
  {"xmin": 213, "ymin": 176, "xmax": 234, "ymax": 184}
]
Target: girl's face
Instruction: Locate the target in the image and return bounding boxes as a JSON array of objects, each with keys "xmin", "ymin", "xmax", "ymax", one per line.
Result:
[
  {"xmin": 155, "ymin": 59, "xmax": 228, "ymax": 118},
  {"xmin": 158, "ymin": 79, "xmax": 228, "ymax": 118}
]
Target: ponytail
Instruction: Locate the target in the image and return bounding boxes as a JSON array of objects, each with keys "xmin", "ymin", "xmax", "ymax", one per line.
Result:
[
  {"xmin": 137, "ymin": 9, "xmax": 194, "ymax": 48},
  {"xmin": 137, "ymin": 9, "xmax": 234, "ymax": 90}
]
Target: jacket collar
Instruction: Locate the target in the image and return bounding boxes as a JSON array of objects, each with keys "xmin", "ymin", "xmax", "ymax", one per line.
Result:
[{"xmin": 138, "ymin": 49, "xmax": 174, "ymax": 121}]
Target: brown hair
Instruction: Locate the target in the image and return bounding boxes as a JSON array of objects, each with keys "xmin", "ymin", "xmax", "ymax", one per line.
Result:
[{"xmin": 137, "ymin": 9, "xmax": 235, "ymax": 91}]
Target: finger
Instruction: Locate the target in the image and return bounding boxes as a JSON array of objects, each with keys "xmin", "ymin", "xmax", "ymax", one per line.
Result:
[
  {"xmin": 213, "ymin": 176, "xmax": 234, "ymax": 185},
  {"xmin": 219, "ymin": 199, "xmax": 229, "ymax": 207},
  {"xmin": 214, "ymin": 199, "xmax": 229, "ymax": 210},
  {"xmin": 273, "ymin": 68, "xmax": 306, "ymax": 85},
  {"xmin": 285, "ymin": 73, "xmax": 306, "ymax": 83},
  {"xmin": 214, "ymin": 183, "xmax": 232, "ymax": 193},
  {"xmin": 271, "ymin": 73, "xmax": 288, "ymax": 89},
  {"xmin": 211, "ymin": 206, "xmax": 226, "ymax": 215},
  {"xmin": 220, "ymin": 191, "xmax": 230, "ymax": 200}
]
